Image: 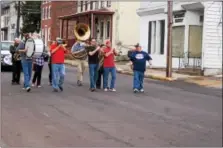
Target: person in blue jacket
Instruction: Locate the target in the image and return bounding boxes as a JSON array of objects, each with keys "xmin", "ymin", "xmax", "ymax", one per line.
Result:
[{"xmin": 128, "ymin": 43, "xmax": 152, "ymax": 93}]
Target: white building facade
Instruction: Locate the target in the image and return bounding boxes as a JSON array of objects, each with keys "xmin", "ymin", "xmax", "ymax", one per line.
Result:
[
  {"xmin": 75, "ymin": 1, "xmax": 141, "ymax": 55},
  {"xmin": 137, "ymin": 1, "xmax": 222, "ymax": 76},
  {"xmin": 1, "ymin": 1, "xmax": 23, "ymax": 41}
]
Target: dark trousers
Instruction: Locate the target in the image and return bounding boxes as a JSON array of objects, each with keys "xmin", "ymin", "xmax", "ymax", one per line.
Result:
[
  {"xmin": 48, "ymin": 63, "xmax": 52, "ymax": 83},
  {"xmin": 32, "ymin": 64, "xmax": 43, "ymax": 86},
  {"xmin": 12, "ymin": 61, "xmax": 21, "ymax": 83},
  {"xmin": 96, "ymin": 66, "xmax": 103, "ymax": 88}
]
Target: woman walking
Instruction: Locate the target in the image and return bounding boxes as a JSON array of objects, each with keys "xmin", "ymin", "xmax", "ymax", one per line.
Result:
[{"xmin": 32, "ymin": 55, "xmax": 45, "ymax": 87}]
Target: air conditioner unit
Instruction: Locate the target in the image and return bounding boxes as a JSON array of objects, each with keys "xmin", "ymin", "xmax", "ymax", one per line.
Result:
[{"xmin": 173, "ymin": 10, "xmax": 185, "ymax": 23}]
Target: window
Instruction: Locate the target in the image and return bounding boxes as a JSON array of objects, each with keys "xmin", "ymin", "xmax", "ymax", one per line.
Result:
[
  {"xmin": 90, "ymin": 1, "xmax": 93, "ymax": 10},
  {"xmin": 95, "ymin": 1, "xmax": 99, "ymax": 9},
  {"xmin": 101, "ymin": 1, "xmax": 105, "ymax": 8},
  {"xmin": 48, "ymin": 27, "xmax": 51, "ymax": 41},
  {"xmin": 148, "ymin": 20, "xmax": 165, "ymax": 54},
  {"xmin": 85, "ymin": 1, "xmax": 88, "ymax": 11},
  {"xmin": 100, "ymin": 22, "xmax": 104, "ymax": 38},
  {"xmin": 49, "ymin": 6, "xmax": 51, "ymax": 18},
  {"xmin": 80, "ymin": 1, "xmax": 83, "ymax": 12},
  {"xmin": 46, "ymin": 7, "xmax": 48, "ymax": 19},
  {"xmin": 106, "ymin": 21, "xmax": 110, "ymax": 38},
  {"xmin": 42, "ymin": 8, "xmax": 44, "ymax": 19},
  {"xmin": 43, "ymin": 7, "xmax": 45, "ymax": 19},
  {"xmin": 106, "ymin": 1, "xmax": 111, "ymax": 7}
]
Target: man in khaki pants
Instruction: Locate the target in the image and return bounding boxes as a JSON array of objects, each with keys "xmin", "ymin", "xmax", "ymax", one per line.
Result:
[{"xmin": 71, "ymin": 41, "xmax": 88, "ymax": 86}]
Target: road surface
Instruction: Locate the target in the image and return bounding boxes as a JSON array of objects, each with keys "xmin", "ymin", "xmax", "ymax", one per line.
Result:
[{"xmin": 1, "ymin": 65, "xmax": 222, "ymax": 147}]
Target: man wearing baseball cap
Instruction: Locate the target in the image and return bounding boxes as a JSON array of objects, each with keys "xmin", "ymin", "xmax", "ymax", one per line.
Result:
[{"xmin": 128, "ymin": 43, "xmax": 152, "ymax": 93}]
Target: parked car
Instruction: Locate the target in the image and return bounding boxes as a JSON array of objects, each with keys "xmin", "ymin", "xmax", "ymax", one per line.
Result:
[{"xmin": 1, "ymin": 41, "xmax": 13, "ymax": 69}]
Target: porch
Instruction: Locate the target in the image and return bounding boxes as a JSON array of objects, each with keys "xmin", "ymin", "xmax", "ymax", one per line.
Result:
[{"xmin": 58, "ymin": 8, "xmax": 114, "ymax": 48}]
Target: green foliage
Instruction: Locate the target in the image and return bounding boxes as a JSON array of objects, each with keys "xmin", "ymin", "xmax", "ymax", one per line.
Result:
[{"xmin": 15, "ymin": 1, "xmax": 41, "ymax": 34}]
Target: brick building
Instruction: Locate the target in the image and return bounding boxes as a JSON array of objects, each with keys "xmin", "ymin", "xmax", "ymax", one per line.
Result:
[{"xmin": 41, "ymin": 1, "xmax": 77, "ymax": 45}]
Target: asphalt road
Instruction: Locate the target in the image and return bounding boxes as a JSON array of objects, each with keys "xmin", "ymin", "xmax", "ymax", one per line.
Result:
[{"xmin": 1, "ymin": 65, "xmax": 222, "ymax": 147}]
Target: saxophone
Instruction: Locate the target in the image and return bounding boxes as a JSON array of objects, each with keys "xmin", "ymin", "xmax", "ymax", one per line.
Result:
[{"xmin": 13, "ymin": 52, "xmax": 21, "ymax": 61}]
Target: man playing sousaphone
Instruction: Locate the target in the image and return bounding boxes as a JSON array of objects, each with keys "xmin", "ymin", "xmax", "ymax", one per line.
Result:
[
  {"xmin": 10, "ymin": 38, "xmax": 22, "ymax": 85},
  {"xmin": 71, "ymin": 40, "xmax": 88, "ymax": 86},
  {"xmin": 71, "ymin": 23, "xmax": 91, "ymax": 86}
]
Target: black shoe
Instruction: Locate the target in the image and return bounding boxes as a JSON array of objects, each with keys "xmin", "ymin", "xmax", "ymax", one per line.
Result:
[
  {"xmin": 77, "ymin": 80, "xmax": 82, "ymax": 86},
  {"xmin": 96, "ymin": 86, "xmax": 101, "ymax": 89},
  {"xmin": 53, "ymin": 89, "xmax": 58, "ymax": 92},
  {"xmin": 59, "ymin": 86, "xmax": 63, "ymax": 91},
  {"xmin": 11, "ymin": 81, "xmax": 16, "ymax": 85},
  {"xmin": 90, "ymin": 88, "xmax": 96, "ymax": 92},
  {"xmin": 16, "ymin": 82, "xmax": 20, "ymax": 85},
  {"xmin": 26, "ymin": 87, "xmax": 31, "ymax": 92}
]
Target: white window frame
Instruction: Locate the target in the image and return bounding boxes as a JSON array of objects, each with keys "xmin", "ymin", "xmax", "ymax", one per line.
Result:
[
  {"xmin": 48, "ymin": 6, "xmax": 51, "ymax": 19},
  {"xmin": 46, "ymin": 7, "xmax": 48, "ymax": 19}
]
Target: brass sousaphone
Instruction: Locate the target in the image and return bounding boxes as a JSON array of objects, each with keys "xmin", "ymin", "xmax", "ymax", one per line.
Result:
[{"xmin": 71, "ymin": 23, "xmax": 91, "ymax": 59}]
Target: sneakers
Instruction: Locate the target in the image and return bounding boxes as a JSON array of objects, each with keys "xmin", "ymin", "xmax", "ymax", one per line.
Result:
[
  {"xmin": 26, "ymin": 87, "xmax": 31, "ymax": 92},
  {"xmin": 104, "ymin": 88, "xmax": 116, "ymax": 92},
  {"xmin": 140, "ymin": 89, "xmax": 144, "ymax": 93},
  {"xmin": 133, "ymin": 88, "xmax": 144, "ymax": 93},
  {"xmin": 32, "ymin": 83, "xmax": 35, "ymax": 87},
  {"xmin": 37, "ymin": 85, "xmax": 42, "ymax": 88},
  {"xmin": 110, "ymin": 88, "xmax": 116, "ymax": 92},
  {"xmin": 133, "ymin": 89, "xmax": 139, "ymax": 93}
]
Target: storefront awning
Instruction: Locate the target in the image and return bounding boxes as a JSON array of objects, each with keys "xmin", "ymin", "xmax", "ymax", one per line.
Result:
[{"xmin": 58, "ymin": 8, "xmax": 115, "ymax": 20}]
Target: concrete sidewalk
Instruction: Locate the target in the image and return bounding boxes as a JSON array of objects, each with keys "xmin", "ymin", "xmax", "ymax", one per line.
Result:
[
  {"xmin": 65, "ymin": 60, "xmax": 194, "ymax": 81},
  {"xmin": 64, "ymin": 60, "xmax": 222, "ymax": 89}
]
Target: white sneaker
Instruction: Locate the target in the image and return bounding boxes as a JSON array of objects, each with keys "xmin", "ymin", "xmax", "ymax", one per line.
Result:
[
  {"xmin": 140, "ymin": 89, "xmax": 144, "ymax": 93},
  {"xmin": 110, "ymin": 88, "xmax": 116, "ymax": 92},
  {"xmin": 37, "ymin": 85, "xmax": 42, "ymax": 88},
  {"xmin": 32, "ymin": 84, "xmax": 35, "ymax": 87},
  {"xmin": 104, "ymin": 88, "xmax": 108, "ymax": 92},
  {"xmin": 133, "ymin": 89, "xmax": 139, "ymax": 93}
]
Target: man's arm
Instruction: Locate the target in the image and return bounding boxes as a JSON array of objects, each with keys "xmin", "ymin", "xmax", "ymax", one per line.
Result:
[
  {"xmin": 51, "ymin": 45, "xmax": 61, "ymax": 54},
  {"xmin": 89, "ymin": 46, "xmax": 100, "ymax": 56},
  {"xmin": 146, "ymin": 53, "xmax": 152, "ymax": 65},
  {"xmin": 113, "ymin": 48, "xmax": 120, "ymax": 56}
]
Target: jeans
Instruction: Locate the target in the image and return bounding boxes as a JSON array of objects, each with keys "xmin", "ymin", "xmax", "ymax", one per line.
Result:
[
  {"xmin": 52, "ymin": 64, "xmax": 65, "ymax": 89},
  {"xmin": 21, "ymin": 60, "xmax": 32, "ymax": 88},
  {"xmin": 32, "ymin": 64, "xmax": 43, "ymax": 86},
  {"xmin": 103, "ymin": 67, "xmax": 116, "ymax": 89},
  {"xmin": 96, "ymin": 66, "xmax": 104, "ymax": 88},
  {"xmin": 89, "ymin": 64, "xmax": 98, "ymax": 89},
  {"xmin": 133, "ymin": 70, "xmax": 144, "ymax": 90}
]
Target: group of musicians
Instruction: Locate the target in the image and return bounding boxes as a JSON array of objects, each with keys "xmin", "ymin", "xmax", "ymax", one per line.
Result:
[{"xmin": 10, "ymin": 33, "xmax": 152, "ymax": 93}]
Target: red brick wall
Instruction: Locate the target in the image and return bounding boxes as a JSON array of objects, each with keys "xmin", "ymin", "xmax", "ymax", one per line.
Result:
[{"xmin": 51, "ymin": 1, "xmax": 77, "ymax": 41}]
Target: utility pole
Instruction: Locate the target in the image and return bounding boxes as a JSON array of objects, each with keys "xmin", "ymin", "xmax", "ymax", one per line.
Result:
[
  {"xmin": 166, "ymin": 0, "xmax": 173, "ymax": 78},
  {"xmin": 16, "ymin": 1, "xmax": 21, "ymax": 38}
]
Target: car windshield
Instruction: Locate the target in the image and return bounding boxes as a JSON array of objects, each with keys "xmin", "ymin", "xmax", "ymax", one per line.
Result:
[{"xmin": 1, "ymin": 42, "xmax": 13, "ymax": 51}]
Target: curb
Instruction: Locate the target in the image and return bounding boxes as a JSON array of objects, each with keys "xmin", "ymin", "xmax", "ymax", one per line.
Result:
[{"xmin": 65, "ymin": 60, "xmax": 175, "ymax": 82}]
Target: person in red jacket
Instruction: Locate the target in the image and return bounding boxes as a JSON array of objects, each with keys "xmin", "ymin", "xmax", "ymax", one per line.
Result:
[
  {"xmin": 102, "ymin": 40, "xmax": 119, "ymax": 92},
  {"xmin": 50, "ymin": 38, "xmax": 67, "ymax": 92}
]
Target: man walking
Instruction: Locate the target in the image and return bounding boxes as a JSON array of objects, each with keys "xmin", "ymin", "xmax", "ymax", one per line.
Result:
[
  {"xmin": 87, "ymin": 39, "xmax": 100, "ymax": 91},
  {"xmin": 10, "ymin": 38, "xmax": 21, "ymax": 85},
  {"xmin": 16, "ymin": 33, "xmax": 32, "ymax": 92},
  {"xmin": 50, "ymin": 38, "xmax": 67, "ymax": 92},
  {"xmin": 71, "ymin": 41, "xmax": 88, "ymax": 86}
]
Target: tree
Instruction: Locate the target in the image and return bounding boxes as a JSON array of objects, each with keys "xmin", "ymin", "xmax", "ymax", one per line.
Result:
[{"xmin": 15, "ymin": 1, "xmax": 41, "ymax": 35}]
